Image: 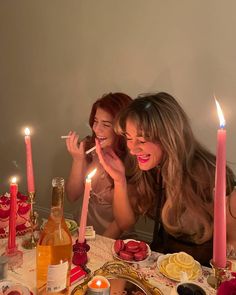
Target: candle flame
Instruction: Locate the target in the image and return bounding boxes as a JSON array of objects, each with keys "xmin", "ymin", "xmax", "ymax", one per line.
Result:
[
  {"xmin": 87, "ymin": 168, "xmax": 97, "ymax": 180},
  {"xmin": 24, "ymin": 127, "xmax": 31, "ymax": 136},
  {"xmin": 215, "ymin": 98, "xmax": 225, "ymax": 128},
  {"xmin": 11, "ymin": 177, "xmax": 17, "ymax": 184},
  {"xmin": 96, "ymin": 280, "xmax": 102, "ymax": 287}
]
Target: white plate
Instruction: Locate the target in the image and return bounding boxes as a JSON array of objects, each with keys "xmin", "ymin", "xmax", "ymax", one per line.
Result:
[
  {"xmin": 112, "ymin": 239, "xmax": 151, "ymax": 264},
  {"xmin": 0, "ymin": 280, "xmax": 31, "ymax": 295},
  {"xmin": 156, "ymin": 253, "xmax": 202, "ymax": 282}
]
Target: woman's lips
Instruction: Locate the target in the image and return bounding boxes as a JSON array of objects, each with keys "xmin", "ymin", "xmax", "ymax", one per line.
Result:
[
  {"xmin": 96, "ymin": 136, "xmax": 106, "ymax": 143},
  {"xmin": 137, "ymin": 155, "xmax": 150, "ymax": 163}
]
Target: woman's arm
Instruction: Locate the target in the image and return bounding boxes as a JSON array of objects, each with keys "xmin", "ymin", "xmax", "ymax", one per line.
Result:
[
  {"xmin": 95, "ymin": 140, "xmax": 136, "ymax": 231},
  {"xmin": 103, "ymin": 220, "xmax": 122, "ymax": 239},
  {"xmin": 65, "ymin": 132, "xmax": 88, "ymax": 202}
]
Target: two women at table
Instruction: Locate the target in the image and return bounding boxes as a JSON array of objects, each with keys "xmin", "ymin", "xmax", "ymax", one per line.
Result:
[
  {"xmin": 66, "ymin": 92, "xmax": 135, "ymax": 239},
  {"xmin": 96, "ymin": 92, "xmax": 236, "ymax": 266}
]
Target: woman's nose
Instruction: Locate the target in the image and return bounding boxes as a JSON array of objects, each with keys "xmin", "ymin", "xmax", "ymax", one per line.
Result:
[
  {"xmin": 93, "ymin": 123, "xmax": 102, "ymax": 133},
  {"xmin": 128, "ymin": 141, "xmax": 142, "ymax": 155}
]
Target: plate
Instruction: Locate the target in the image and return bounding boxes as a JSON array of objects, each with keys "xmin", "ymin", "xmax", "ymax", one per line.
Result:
[
  {"xmin": 157, "ymin": 253, "xmax": 202, "ymax": 282},
  {"xmin": 0, "ymin": 280, "xmax": 31, "ymax": 295},
  {"xmin": 41, "ymin": 218, "xmax": 78, "ymax": 234},
  {"xmin": 112, "ymin": 239, "xmax": 151, "ymax": 264}
]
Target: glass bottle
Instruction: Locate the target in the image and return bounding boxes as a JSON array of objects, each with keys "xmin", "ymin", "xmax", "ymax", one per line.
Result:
[{"xmin": 36, "ymin": 177, "xmax": 72, "ymax": 295}]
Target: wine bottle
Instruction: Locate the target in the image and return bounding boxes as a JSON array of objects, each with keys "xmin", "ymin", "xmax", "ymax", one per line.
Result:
[{"xmin": 36, "ymin": 177, "xmax": 72, "ymax": 295}]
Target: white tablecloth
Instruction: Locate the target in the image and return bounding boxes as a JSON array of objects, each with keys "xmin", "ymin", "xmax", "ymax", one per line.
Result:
[{"xmin": 0, "ymin": 234, "xmax": 219, "ymax": 294}]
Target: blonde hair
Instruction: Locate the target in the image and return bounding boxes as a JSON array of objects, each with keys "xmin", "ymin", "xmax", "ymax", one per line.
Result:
[{"xmin": 117, "ymin": 92, "xmax": 235, "ymax": 244}]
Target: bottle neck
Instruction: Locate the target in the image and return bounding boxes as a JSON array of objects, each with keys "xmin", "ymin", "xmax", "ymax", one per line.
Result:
[{"xmin": 51, "ymin": 187, "xmax": 64, "ymax": 208}]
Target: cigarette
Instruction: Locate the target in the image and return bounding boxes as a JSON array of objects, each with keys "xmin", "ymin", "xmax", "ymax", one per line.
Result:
[
  {"xmin": 85, "ymin": 140, "xmax": 105, "ymax": 154},
  {"xmin": 61, "ymin": 135, "xmax": 70, "ymax": 139},
  {"xmin": 85, "ymin": 145, "xmax": 96, "ymax": 154}
]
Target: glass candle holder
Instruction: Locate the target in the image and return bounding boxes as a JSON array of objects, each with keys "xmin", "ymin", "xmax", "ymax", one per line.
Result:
[
  {"xmin": 87, "ymin": 275, "xmax": 110, "ymax": 295},
  {"xmin": 207, "ymin": 259, "xmax": 231, "ymax": 289}
]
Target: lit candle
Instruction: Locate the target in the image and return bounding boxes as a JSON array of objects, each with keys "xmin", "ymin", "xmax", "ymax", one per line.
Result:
[
  {"xmin": 78, "ymin": 169, "xmax": 97, "ymax": 243},
  {"xmin": 87, "ymin": 275, "xmax": 110, "ymax": 295},
  {"xmin": 213, "ymin": 99, "xmax": 226, "ymax": 268},
  {"xmin": 8, "ymin": 177, "xmax": 18, "ymax": 252},
  {"xmin": 24, "ymin": 127, "xmax": 35, "ymax": 193}
]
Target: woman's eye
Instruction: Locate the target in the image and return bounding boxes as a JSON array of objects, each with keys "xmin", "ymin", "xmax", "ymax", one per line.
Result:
[{"xmin": 103, "ymin": 123, "xmax": 112, "ymax": 128}]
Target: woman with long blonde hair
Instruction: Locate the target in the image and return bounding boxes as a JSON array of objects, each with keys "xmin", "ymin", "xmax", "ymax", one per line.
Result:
[{"xmin": 96, "ymin": 92, "xmax": 236, "ymax": 265}]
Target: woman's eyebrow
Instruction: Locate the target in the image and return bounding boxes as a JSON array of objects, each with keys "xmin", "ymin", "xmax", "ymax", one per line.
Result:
[
  {"xmin": 125, "ymin": 132, "xmax": 144, "ymax": 138},
  {"xmin": 102, "ymin": 120, "xmax": 112, "ymax": 124}
]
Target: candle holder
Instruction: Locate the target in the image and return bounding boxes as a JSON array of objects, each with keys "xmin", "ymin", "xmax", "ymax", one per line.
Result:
[
  {"xmin": 207, "ymin": 259, "xmax": 232, "ymax": 289},
  {"xmin": 4, "ymin": 246, "xmax": 23, "ymax": 270},
  {"xmin": 87, "ymin": 275, "xmax": 110, "ymax": 295},
  {"xmin": 22, "ymin": 192, "xmax": 39, "ymax": 249},
  {"xmin": 72, "ymin": 239, "xmax": 90, "ymax": 267}
]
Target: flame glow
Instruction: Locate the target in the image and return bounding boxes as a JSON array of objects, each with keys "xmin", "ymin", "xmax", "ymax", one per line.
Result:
[
  {"xmin": 11, "ymin": 177, "xmax": 17, "ymax": 184},
  {"xmin": 24, "ymin": 127, "xmax": 31, "ymax": 136},
  {"xmin": 215, "ymin": 98, "xmax": 225, "ymax": 128},
  {"xmin": 96, "ymin": 280, "xmax": 102, "ymax": 287},
  {"xmin": 87, "ymin": 168, "xmax": 97, "ymax": 180}
]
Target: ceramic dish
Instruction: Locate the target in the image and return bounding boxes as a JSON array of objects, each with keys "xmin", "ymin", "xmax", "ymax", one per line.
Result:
[
  {"xmin": 0, "ymin": 280, "xmax": 31, "ymax": 295},
  {"xmin": 112, "ymin": 239, "xmax": 151, "ymax": 264},
  {"xmin": 157, "ymin": 253, "xmax": 202, "ymax": 282}
]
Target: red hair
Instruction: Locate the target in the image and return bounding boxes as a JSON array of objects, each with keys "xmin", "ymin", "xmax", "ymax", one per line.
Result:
[{"xmin": 88, "ymin": 92, "xmax": 132, "ymax": 158}]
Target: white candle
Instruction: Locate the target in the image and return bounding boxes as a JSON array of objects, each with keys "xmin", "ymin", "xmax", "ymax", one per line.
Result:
[{"xmin": 78, "ymin": 169, "xmax": 97, "ymax": 243}]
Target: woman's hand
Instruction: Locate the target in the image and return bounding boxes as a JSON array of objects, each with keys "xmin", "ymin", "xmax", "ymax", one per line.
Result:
[
  {"xmin": 66, "ymin": 131, "xmax": 86, "ymax": 161},
  {"xmin": 95, "ymin": 139, "xmax": 126, "ymax": 184}
]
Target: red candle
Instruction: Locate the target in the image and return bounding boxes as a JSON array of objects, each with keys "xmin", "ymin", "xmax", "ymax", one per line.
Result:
[
  {"xmin": 8, "ymin": 177, "xmax": 18, "ymax": 251},
  {"xmin": 78, "ymin": 169, "xmax": 97, "ymax": 243},
  {"xmin": 24, "ymin": 127, "xmax": 35, "ymax": 193},
  {"xmin": 213, "ymin": 99, "xmax": 226, "ymax": 268}
]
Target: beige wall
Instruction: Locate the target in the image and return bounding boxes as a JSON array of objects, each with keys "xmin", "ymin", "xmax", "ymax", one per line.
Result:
[{"xmin": 1, "ymin": 1, "xmax": 236, "ymax": 240}]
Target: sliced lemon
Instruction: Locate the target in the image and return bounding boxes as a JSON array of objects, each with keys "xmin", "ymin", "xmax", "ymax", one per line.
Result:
[
  {"xmin": 168, "ymin": 254, "xmax": 176, "ymax": 264},
  {"xmin": 174, "ymin": 252, "xmax": 195, "ymax": 268},
  {"xmin": 65, "ymin": 220, "xmax": 71, "ymax": 229},
  {"xmin": 160, "ymin": 258, "xmax": 169, "ymax": 269},
  {"xmin": 190, "ymin": 262, "xmax": 201, "ymax": 280},
  {"xmin": 165, "ymin": 263, "xmax": 182, "ymax": 280}
]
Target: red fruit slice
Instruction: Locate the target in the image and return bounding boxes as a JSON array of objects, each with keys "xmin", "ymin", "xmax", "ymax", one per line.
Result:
[
  {"xmin": 124, "ymin": 245, "xmax": 140, "ymax": 253},
  {"xmin": 139, "ymin": 241, "xmax": 148, "ymax": 251},
  {"xmin": 119, "ymin": 250, "xmax": 134, "ymax": 261},
  {"xmin": 125, "ymin": 240, "xmax": 140, "ymax": 251},
  {"xmin": 114, "ymin": 239, "xmax": 125, "ymax": 254},
  {"xmin": 134, "ymin": 250, "xmax": 148, "ymax": 261}
]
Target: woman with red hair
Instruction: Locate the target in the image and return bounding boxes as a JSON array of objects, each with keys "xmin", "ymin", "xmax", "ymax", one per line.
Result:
[{"xmin": 66, "ymin": 92, "xmax": 135, "ymax": 239}]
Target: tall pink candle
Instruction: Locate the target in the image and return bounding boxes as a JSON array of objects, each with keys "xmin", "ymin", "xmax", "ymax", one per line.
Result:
[
  {"xmin": 78, "ymin": 169, "xmax": 97, "ymax": 243},
  {"xmin": 24, "ymin": 128, "xmax": 35, "ymax": 193},
  {"xmin": 213, "ymin": 99, "xmax": 226, "ymax": 268},
  {"xmin": 8, "ymin": 177, "xmax": 18, "ymax": 252}
]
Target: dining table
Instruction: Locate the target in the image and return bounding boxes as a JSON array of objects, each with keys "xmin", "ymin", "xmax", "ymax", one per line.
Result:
[{"xmin": 0, "ymin": 233, "xmax": 227, "ymax": 294}]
